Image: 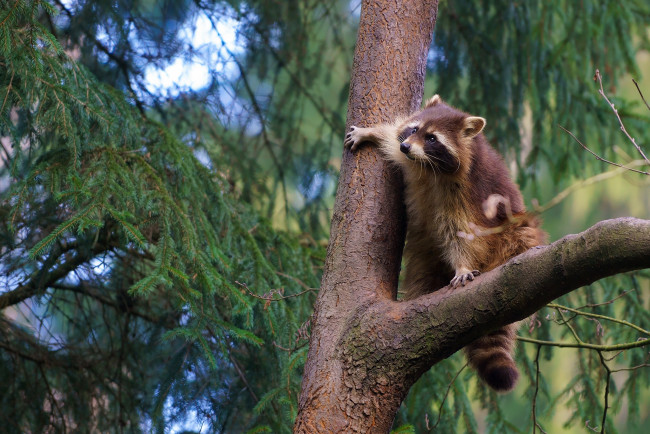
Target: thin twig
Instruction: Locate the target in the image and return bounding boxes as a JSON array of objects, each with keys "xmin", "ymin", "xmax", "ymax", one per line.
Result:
[
  {"xmin": 276, "ymin": 271, "xmax": 316, "ymax": 292},
  {"xmin": 559, "ymin": 125, "xmax": 649, "ymax": 175},
  {"xmin": 432, "ymin": 362, "xmax": 468, "ymax": 431},
  {"xmin": 555, "ymin": 307, "xmax": 584, "ymax": 344},
  {"xmin": 596, "ymin": 351, "xmax": 611, "ymax": 434},
  {"xmin": 38, "ymin": 363, "xmax": 67, "ymax": 432},
  {"xmin": 547, "ymin": 303, "xmax": 650, "ymax": 337},
  {"xmin": 594, "ymin": 69, "xmax": 650, "ymax": 165},
  {"xmin": 632, "ymin": 78, "xmax": 650, "ymax": 112},
  {"xmin": 573, "ymin": 290, "xmax": 635, "ymax": 310},
  {"xmin": 531, "ymin": 345, "xmax": 547, "ymax": 434},
  {"xmin": 236, "ymin": 281, "xmax": 316, "ymax": 303},
  {"xmin": 517, "ymin": 336, "xmax": 650, "ymax": 351},
  {"xmin": 610, "ymin": 362, "xmax": 650, "ymax": 373},
  {"xmin": 229, "ymin": 353, "xmax": 259, "ymax": 403}
]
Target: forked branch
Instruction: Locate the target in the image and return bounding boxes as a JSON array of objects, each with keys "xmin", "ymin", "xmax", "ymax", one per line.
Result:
[{"xmin": 383, "ymin": 217, "xmax": 650, "ymax": 368}]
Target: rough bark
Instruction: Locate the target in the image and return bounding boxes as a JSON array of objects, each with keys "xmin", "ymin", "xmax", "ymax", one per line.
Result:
[
  {"xmin": 294, "ymin": 1, "xmax": 438, "ymax": 432},
  {"xmin": 339, "ymin": 217, "xmax": 650, "ymax": 388},
  {"xmin": 294, "ymin": 1, "xmax": 650, "ymax": 433}
]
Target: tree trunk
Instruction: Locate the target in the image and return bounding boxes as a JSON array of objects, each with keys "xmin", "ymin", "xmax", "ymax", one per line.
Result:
[
  {"xmin": 294, "ymin": 1, "xmax": 439, "ymax": 431},
  {"xmin": 294, "ymin": 1, "xmax": 650, "ymax": 432}
]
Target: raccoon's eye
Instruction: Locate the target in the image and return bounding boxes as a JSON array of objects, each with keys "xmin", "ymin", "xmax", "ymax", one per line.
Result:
[
  {"xmin": 425, "ymin": 134, "xmax": 438, "ymax": 144},
  {"xmin": 411, "ymin": 127, "xmax": 418, "ymax": 135}
]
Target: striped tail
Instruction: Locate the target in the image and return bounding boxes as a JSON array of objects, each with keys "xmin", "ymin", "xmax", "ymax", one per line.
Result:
[{"xmin": 464, "ymin": 323, "xmax": 519, "ymax": 392}]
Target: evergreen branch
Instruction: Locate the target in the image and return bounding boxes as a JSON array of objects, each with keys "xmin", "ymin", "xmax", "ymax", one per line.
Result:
[
  {"xmin": 1, "ymin": 233, "xmax": 112, "ymax": 309},
  {"xmin": 9, "ymin": 172, "xmax": 34, "ymax": 228},
  {"xmin": 212, "ymin": 316, "xmax": 263, "ymax": 346},
  {"xmin": 276, "ymin": 271, "xmax": 317, "ymax": 292},
  {"xmin": 37, "ymin": 363, "xmax": 67, "ymax": 431},
  {"xmin": 224, "ymin": 2, "xmax": 342, "ymax": 132},
  {"xmin": 253, "ymin": 387, "xmax": 280, "ymax": 414},
  {"xmin": 0, "ymin": 317, "xmax": 106, "ymax": 368},
  {"xmin": 205, "ymin": 12, "xmax": 289, "ymax": 218},
  {"xmin": 0, "ymin": 0, "xmax": 20, "ymax": 28},
  {"xmin": 51, "ymin": 0, "xmax": 146, "ymax": 115},
  {"xmin": 104, "ymin": 205, "xmax": 147, "ymax": 249},
  {"xmin": 32, "ymin": 75, "xmax": 112, "ymax": 126},
  {"xmin": 1, "ymin": 68, "xmax": 13, "ymax": 113},
  {"xmin": 547, "ymin": 302, "xmax": 650, "ymax": 336},
  {"xmin": 163, "ymin": 265, "xmax": 189, "ymax": 282},
  {"xmin": 230, "ymin": 352, "xmax": 260, "ymax": 403},
  {"xmin": 49, "ymin": 283, "xmax": 176, "ymax": 327},
  {"xmin": 29, "ymin": 203, "xmax": 100, "ymax": 258},
  {"xmin": 129, "ymin": 273, "xmax": 164, "ymax": 295},
  {"xmin": 517, "ymin": 336, "xmax": 650, "ymax": 351}
]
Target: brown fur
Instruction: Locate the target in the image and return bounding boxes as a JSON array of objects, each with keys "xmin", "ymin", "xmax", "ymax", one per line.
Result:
[{"xmin": 344, "ymin": 95, "xmax": 547, "ymax": 392}]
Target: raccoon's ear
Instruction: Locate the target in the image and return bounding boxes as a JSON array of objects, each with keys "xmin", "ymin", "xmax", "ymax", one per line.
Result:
[
  {"xmin": 462, "ymin": 116, "xmax": 486, "ymax": 138},
  {"xmin": 424, "ymin": 94, "xmax": 442, "ymax": 108}
]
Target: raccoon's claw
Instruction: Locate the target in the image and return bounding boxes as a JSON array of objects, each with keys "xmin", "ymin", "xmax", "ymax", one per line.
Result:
[
  {"xmin": 344, "ymin": 126, "xmax": 360, "ymax": 151},
  {"xmin": 450, "ymin": 270, "xmax": 480, "ymax": 288}
]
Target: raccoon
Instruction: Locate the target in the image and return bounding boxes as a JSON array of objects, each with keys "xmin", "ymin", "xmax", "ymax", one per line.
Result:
[{"xmin": 344, "ymin": 95, "xmax": 547, "ymax": 391}]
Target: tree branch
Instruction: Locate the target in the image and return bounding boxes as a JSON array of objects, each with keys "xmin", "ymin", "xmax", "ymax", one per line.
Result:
[
  {"xmin": 0, "ymin": 242, "xmax": 112, "ymax": 309},
  {"xmin": 390, "ymin": 217, "xmax": 650, "ymax": 366}
]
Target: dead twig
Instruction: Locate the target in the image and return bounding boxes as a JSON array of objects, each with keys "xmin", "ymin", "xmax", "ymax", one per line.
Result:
[
  {"xmin": 594, "ymin": 69, "xmax": 650, "ymax": 165},
  {"xmin": 559, "ymin": 125, "xmax": 649, "ymax": 175},
  {"xmin": 236, "ymin": 281, "xmax": 317, "ymax": 310},
  {"xmin": 632, "ymin": 78, "xmax": 650, "ymax": 112}
]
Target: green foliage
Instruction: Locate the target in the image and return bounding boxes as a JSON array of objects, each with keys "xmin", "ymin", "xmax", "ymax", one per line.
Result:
[
  {"xmin": 1, "ymin": 0, "xmax": 649, "ymax": 432},
  {"xmin": 390, "ymin": 424, "xmax": 415, "ymax": 434},
  {"xmin": 431, "ymin": 0, "xmax": 650, "ymax": 188},
  {"xmin": 1, "ymin": 0, "xmax": 322, "ymax": 431}
]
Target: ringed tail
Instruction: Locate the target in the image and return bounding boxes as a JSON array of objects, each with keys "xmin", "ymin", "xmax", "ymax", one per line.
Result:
[{"xmin": 464, "ymin": 323, "xmax": 519, "ymax": 392}]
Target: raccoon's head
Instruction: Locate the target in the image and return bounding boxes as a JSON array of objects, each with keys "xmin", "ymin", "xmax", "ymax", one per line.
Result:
[{"xmin": 397, "ymin": 95, "xmax": 485, "ymax": 175}]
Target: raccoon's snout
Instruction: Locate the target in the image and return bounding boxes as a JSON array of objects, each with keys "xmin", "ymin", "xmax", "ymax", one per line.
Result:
[{"xmin": 400, "ymin": 142, "xmax": 412, "ymax": 154}]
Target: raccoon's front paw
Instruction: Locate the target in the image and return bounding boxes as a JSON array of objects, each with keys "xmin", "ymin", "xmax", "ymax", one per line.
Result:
[
  {"xmin": 344, "ymin": 126, "xmax": 366, "ymax": 152},
  {"xmin": 450, "ymin": 269, "xmax": 480, "ymax": 288}
]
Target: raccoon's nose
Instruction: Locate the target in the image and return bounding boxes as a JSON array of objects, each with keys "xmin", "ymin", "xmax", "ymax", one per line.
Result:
[{"xmin": 400, "ymin": 142, "xmax": 412, "ymax": 154}]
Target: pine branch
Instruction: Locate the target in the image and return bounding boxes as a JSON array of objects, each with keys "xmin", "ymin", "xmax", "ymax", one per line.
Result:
[
  {"xmin": 0, "ymin": 236, "xmax": 112, "ymax": 309},
  {"xmin": 49, "ymin": 283, "xmax": 176, "ymax": 327},
  {"xmin": 0, "ymin": 317, "xmax": 107, "ymax": 369},
  {"xmin": 51, "ymin": 0, "xmax": 146, "ymax": 115}
]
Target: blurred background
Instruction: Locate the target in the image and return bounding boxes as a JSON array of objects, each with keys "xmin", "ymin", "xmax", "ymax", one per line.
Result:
[{"xmin": 0, "ymin": 0, "xmax": 649, "ymax": 432}]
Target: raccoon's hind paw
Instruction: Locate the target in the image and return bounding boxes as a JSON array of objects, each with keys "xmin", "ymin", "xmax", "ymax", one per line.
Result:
[
  {"xmin": 450, "ymin": 269, "xmax": 480, "ymax": 288},
  {"xmin": 344, "ymin": 126, "xmax": 360, "ymax": 151}
]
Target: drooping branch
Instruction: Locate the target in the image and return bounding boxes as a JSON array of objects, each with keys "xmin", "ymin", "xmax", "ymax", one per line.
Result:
[
  {"xmin": 0, "ymin": 228, "xmax": 116, "ymax": 310},
  {"xmin": 0, "ymin": 245, "xmax": 112, "ymax": 309}
]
